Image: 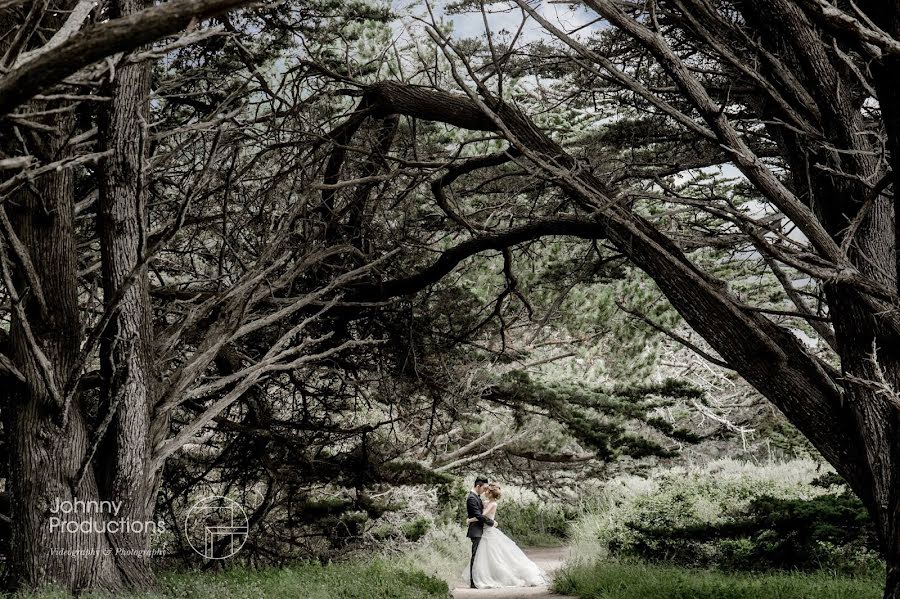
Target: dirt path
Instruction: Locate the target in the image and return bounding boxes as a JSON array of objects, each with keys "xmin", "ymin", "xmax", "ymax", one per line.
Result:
[{"xmin": 451, "ymin": 546, "xmax": 574, "ymax": 599}]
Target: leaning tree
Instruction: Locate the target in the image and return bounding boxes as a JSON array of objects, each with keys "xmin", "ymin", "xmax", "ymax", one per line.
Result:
[
  {"xmin": 305, "ymin": 1, "xmax": 900, "ymax": 596},
  {"xmin": 5, "ymin": 0, "xmax": 900, "ymax": 596}
]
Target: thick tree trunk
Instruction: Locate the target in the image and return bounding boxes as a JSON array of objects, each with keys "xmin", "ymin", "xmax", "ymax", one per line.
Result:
[
  {"xmin": 94, "ymin": 0, "xmax": 157, "ymax": 586},
  {"xmin": 7, "ymin": 395, "xmax": 121, "ymax": 591},
  {"xmin": 739, "ymin": 6, "xmax": 900, "ymax": 595},
  {"xmin": 0, "ymin": 4, "xmax": 121, "ymax": 591},
  {"xmin": 4, "ymin": 110, "xmax": 123, "ymax": 592},
  {"xmin": 853, "ymin": 7, "xmax": 900, "ymax": 597},
  {"xmin": 0, "ymin": 0, "xmax": 158, "ymax": 587},
  {"xmin": 887, "ymin": 537, "xmax": 900, "ymax": 599},
  {"xmin": 830, "ymin": 291, "xmax": 900, "ymax": 599}
]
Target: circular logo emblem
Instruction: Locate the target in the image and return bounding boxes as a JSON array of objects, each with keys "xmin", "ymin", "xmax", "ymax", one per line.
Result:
[{"xmin": 184, "ymin": 495, "xmax": 249, "ymax": 559}]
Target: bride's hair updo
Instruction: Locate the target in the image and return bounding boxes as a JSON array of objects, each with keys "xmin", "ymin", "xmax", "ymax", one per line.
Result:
[{"xmin": 485, "ymin": 483, "xmax": 502, "ymax": 501}]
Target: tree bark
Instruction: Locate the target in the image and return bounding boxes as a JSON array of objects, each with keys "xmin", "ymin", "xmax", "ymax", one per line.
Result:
[
  {"xmin": 0, "ymin": 0, "xmax": 161, "ymax": 589},
  {"xmin": 94, "ymin": 0, "xmax": 157, "ymax": 586},
  {"xmin": 3, "ymin": 108, "xmax": 123, "ymax": 592},
  {"xmin": 740, "ymin": 6, "xmax": 900, "ymax": 596}
]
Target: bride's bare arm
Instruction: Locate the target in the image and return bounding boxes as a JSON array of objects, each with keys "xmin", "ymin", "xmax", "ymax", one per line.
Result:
[{"xmin": 467, "ymin": 501, "xmax": 499, "ymax": 525}]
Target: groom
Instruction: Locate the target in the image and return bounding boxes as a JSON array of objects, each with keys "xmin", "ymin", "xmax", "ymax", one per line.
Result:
[{"xmin": 465, "ymin": 476, "xmax": 495, "ymax": 588}]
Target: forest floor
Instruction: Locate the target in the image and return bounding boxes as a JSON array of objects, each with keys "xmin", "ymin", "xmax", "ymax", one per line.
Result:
[{"xmin": 452, "ymin": 546, "xmax": 573, "ymax": 599}]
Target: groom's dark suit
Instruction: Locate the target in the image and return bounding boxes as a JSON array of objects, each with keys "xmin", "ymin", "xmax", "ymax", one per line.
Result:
[{"xmin": 466, "ymin": 490, "xmax": 494, "ymax": 588}]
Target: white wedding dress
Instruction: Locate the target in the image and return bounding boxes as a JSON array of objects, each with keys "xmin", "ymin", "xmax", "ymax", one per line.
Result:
[{"xmin": 466, "ymin": 501, "xmax": 549, "ymax": 589}]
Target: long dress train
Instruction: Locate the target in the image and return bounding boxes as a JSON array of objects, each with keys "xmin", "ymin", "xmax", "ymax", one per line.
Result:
[{"xmin": 465, "ymin": 526, "xmax": 549, "ymax": 588}]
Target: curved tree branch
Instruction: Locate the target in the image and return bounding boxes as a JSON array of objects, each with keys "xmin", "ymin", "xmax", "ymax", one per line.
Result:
[
  {"xmin": 351, "ymin": 216, "xmax": 608, "ymax": 300},
  {"xmin": 0, "ymin": 0, "xmax": 264, "ymax": 116}
]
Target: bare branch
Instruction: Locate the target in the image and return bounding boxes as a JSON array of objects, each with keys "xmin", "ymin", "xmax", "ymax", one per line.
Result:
[{"xmin": 0, "ymin": 0, "xmax": 267, "ymax": 116}]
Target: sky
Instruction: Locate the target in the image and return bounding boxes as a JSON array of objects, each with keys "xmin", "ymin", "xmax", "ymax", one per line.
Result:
[{"xmin": 391, "ymin": 0, "xmax": 600, "ymax": 46}]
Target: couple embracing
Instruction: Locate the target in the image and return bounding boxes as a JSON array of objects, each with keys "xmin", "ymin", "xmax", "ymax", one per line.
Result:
[{"xmin": 464, "ymin": 476, "xmax": 549, "ymax": 589}]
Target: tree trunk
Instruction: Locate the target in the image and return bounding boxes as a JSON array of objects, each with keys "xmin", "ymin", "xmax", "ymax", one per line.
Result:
[
  {"xmin": 887, "ymin": 537, "xmax": 900, "ymax": 599},
  {"xmin": 94, "ymin": 0, "xmax": 157, "ymax": 586},
  {"xmin": 0, "ymin": 3, "xmax": 124, "ymax": 591},
  {"xmin": 830, "ymin": 290, "xmax": 900, "ymax": 599},
  {"xmin": 6, "ymin": 393, "xmax": 121, "ymax": 591},
  {"xmin": 4, "ymin": 109, "xmax": 123, "ymax": 592},
  {"xmin": 0, "ymin": 0, "xmax": 158, "ymax": 587}
]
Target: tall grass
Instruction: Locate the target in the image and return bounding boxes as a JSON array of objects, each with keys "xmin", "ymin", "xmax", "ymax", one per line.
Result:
[
  {"xmin": 13, "ymin": 560, "xmax": 449, "ymax": 599},
  {"xmin": 392, "ymin": 522, "xmax": 470, "ymax": 586},
  {"xmin": 554, "ymin": 561, "xmax": 882, "ymax": 599}
]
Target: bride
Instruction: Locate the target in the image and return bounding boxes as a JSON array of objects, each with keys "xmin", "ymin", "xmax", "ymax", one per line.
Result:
[{"xmin": 465, "ymin": 483, "xmax": 549, "ymax": 588}]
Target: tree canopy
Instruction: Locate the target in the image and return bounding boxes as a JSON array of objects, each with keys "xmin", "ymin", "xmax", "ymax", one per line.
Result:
[{"xmin": 2, "ymin": 1, "xmax": 900, "ymax": 597}]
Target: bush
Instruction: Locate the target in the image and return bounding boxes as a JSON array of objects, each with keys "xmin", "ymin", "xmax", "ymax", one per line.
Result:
[
  {"xmin": 394, "ymin": 568, "xmax": 451, "ymax": 596},
  {"xmin": 627, "ymin": 493, "xmax": 881, "ymax": 574},
  {"xmin": 392, "ymin": 522, "xmax": 470, "ymax": 586},
  {"xmin": 401, "ymin": 517, "xmax": 433, "ymax": 542},
  {"xmin": 499, "ymin": 499, "xmax": 572, "ymax": 547},
  {"xmin": 568, "ymin": 459, "xmax": 883, "ymax": 576},
  {"xmin": 729, "ymin": 494, "xmax": 878, "ymax": 573}
]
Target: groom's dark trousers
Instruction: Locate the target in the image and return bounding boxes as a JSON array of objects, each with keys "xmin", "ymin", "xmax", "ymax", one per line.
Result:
[
  {"xmin": 466, "ymin": 491, "xmax": 494, "ymax": 588},
  {"xmin": 469, "ymin": 537, "xmax": 480, "ymax": 587}
]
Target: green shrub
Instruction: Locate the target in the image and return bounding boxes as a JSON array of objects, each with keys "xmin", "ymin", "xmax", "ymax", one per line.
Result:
[
  {"xmin": 569, "ymin": 459, "xmax": 884, "ymax": 576},
  {"xmin": 554, "ymin": 561, "xmax": 882, "ymax": 599},
  {"xmin": 392, "ymin": 522, "xmax": 469, "ymax": 586},
  {"xmin": 499, "ymin": 499, "xmax": 572, "ymax": 547},
  {"xmin": 625, "ymin": 491, "xmax": 880, "ymax": 575},
  {"xmin": 402, "ymin": 517, "xmax": 433, "ymax": 542},
  {"xmin": 394, "ymin": 568, "xmax": 451, "ymax": 596}
]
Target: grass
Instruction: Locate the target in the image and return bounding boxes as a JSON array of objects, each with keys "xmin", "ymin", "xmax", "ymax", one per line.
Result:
[
  {"xmin": 392, "ymin": 521, "xmax": 470, "ymax": 585},
  {"xmin": 553, "ymin": 561, "xmax": 884, "ymax": 599},
  {"xmin": 15, "ymin": 560, "xmax": 450, "ymax": 599}
]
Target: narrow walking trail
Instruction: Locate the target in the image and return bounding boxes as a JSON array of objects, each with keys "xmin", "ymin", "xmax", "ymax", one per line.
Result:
[{"xmin": 452, "ymin": 546, "xmax": 575, "ymax": 599}]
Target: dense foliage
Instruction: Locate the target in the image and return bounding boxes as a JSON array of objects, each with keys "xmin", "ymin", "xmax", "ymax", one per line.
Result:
[
  {"xmin": 5, "ymin": 0, "xmax": 900, "ymax": 595},
  {"xmin": 626, "ymin": 492, "xmax": 879, "ymax": 575},
  {"xmin": 570, "ymin": 460, "xmax": 883, "ymax": 577}
]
